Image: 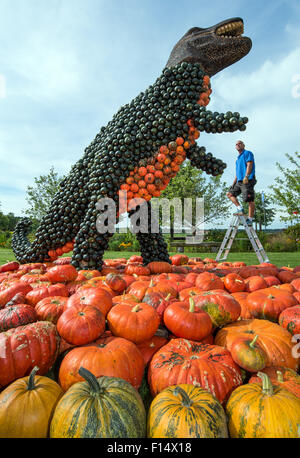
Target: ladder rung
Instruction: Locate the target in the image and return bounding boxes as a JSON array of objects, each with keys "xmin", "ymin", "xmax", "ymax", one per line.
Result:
[{"xmin": 215, "ymin": 215, "xmax": 269, "ymax": 263}]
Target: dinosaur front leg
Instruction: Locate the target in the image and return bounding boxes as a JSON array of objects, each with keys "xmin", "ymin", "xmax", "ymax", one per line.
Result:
[{"xmin": 186, "ymin": 144, "xmax": 227, "ymax": 176}]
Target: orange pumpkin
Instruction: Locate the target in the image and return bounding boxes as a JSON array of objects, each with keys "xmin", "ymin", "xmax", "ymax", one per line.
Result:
[
  {"xmin": 195, "ymin": 272, "xmax": 224, "ymax": 291},
  {"xmin": 215, "ymin": 319, "xmax": 299, "ymax": 371},
  {"xmin": 148, "ymin": 339, "xmax": 242, "ymax": 404},
  {"xmin": 246, "ymin": 289, "xmax": 297, "ymax": 322},
  {"xmin": 107, "ymin": 302, "xmax": 160, "ymax": 344},
  {"xmin": 223, "ymin": 273, "xmax": 245, "ymax": 293},
  {"xmin": 58, "ymin": 337, "xmax": 145, "ymax": 391},
  {"xmin": 57, "ymin": 304, "xmax": 106, "ymax": 346},
  {"xmin": 163, "ymin": 298, "xmax": 213, "ymax": 341}
]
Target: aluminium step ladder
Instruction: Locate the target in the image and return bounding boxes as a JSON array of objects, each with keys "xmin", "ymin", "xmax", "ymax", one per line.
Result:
[{"xmin": 215, "ymin": 214, "xmax": 270, "ymax": 264}]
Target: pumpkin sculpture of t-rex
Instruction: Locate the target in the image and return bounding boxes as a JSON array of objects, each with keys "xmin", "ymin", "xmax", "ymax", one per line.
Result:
[{"xmin": 12, "ymin": 17, "xmax": 252, "ymax": 271}]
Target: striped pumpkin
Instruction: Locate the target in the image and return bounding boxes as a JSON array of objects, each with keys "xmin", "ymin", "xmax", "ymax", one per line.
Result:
[
  {"xmin": 226, "ymin": 372, "xmax": 300, "ymax": 438},
  {"xmin": 50, "ymin": 367, "xmax": 146, "ymax": 438},
  {"xmin": 0, "ymin": 366, "xmax": 63, "ymax": 438},
  {"xmin": 147, "ymin": 384, "xmax": 228, "ymax": 438}
]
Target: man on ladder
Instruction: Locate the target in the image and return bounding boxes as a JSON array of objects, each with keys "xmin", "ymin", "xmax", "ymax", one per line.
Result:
[
  {"xmin": 216, "ymin": 140, "xmax": 269, "ymax": 264},
  {"xmin": 226, "ymin": 140, "xmax": 256, "ymax": 225}
]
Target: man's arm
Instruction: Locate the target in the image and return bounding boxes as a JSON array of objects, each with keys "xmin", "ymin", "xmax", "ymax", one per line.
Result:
[{"xmin": 243, "ymin": 161, "xmax": 253, "ymax": 183}]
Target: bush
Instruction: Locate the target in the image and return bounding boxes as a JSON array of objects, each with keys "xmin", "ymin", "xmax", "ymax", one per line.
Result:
[
  {"xmin": 265, "ymin": 230, "xmax": 299, "ymax": 252},
  {"xmin": 0, "ymin": 231, "xmax": 12, "ymax": 248}
]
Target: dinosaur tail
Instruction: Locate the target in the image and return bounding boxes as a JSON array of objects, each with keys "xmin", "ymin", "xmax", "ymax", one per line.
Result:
[{"xmin": 12, "ymin": 218, "xmax": 34, "ymax": 263}]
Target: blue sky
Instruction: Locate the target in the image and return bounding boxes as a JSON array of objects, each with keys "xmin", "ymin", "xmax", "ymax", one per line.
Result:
[{"xmin": 0, "ymin": 0, "xmax": 300, "ymax": 229}]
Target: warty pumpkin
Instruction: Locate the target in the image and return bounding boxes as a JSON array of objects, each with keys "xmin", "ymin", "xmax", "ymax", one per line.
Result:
[
  {"xmin": 147, "ymin": 384, "xmax": 228, "ymax": 438},
  {"xmin": 0, "ymin": 321, "xmax": 60, "ymax": 387},
  {"xmin": 51, "ymin": 367, "xmax": 146, "ymax": 438},
  {"xmin": 226, "ymin": 372, "xmax": 300, "ymax": 438},
  {"xmin": 0, "ymin": 366, "xmax": 63, "ymax": 438},
  {"xmin": 0, "ymin": 304, "xmax": 38, "ymax": 332},
  {"xmin": 148, "ymin": 338, "xmax": 242, "ymax": 404},
  {"xmin": 279, "ymin": 304, "xmax": 300, "ymax": 335}
]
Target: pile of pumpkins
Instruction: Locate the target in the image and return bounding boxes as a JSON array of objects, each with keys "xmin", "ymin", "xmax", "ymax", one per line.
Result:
[{"xmin": 0, "ymin": 254, "xmax": 300, "ymax": 438}]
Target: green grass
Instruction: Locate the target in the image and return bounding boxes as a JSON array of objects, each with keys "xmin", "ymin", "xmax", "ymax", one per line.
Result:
[{"xmin": 1, "ymin": 248, "xmax": 299, "ymax": 268}]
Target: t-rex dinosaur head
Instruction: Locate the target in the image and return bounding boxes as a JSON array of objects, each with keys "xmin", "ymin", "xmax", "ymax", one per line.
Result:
[{"xmin": 166, "ymin": 17, "xmax": 252, "ymax": 76}]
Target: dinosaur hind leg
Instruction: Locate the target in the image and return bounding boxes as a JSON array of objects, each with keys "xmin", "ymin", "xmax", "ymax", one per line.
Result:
[{"xmin": 128, "ymin": 201, "xmax": 171, "ymax": 265}]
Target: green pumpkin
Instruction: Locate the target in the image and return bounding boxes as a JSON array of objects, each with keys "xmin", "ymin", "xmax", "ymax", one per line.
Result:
[
  {"xmin": 147, "ymin": 384, "xmax": 228, "ymax": 438},
  {"xmin": 50, "ymin": 367, "xmax": 146, "ymax": 438}
]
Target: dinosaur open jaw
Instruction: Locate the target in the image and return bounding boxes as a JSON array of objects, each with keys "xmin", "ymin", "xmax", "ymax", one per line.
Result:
[{"xmin": 215, "ymin": 20, "xmax": 244, "ymax": 38}]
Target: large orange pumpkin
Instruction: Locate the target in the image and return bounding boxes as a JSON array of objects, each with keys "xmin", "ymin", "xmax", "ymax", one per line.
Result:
[
  {"xmin": 246, "ymin": 289, "xmax": 297, "ymax": 322},
  {"xmin": 215, "ymin": 319, "xmax": 299, "ymax": 371},
  {"xmin": 58, "ymin": 337, "xmax": 145, "ymax": 391},
  {"xmin": 35, "ymin": 296, "xmax": 67, "ymax": 324},
  {"xmin": 148, "ymin": 338, "xmax": 242, "ymax": 404},
  {"xmin": 65, "ymin": 286, "xmax": 113, "ymax": 317}
]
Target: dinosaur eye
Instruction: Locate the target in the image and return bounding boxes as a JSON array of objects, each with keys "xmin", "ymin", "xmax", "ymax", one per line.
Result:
[{"xmin": 192, "ymin": 38, "xmax": 201, "ymax": 47}]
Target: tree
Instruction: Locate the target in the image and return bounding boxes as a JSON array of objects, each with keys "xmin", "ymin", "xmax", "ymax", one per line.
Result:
[
  {"xmin": 158, "ymin": 162, "xmax": 230, "ymax": 234},
  {"xmin": 270, "ymin": 152, "xmax": 300, "ymax": 225},
  {"xmin": 24, "ymin": 166, "xmax": 64, "ymax": 224},
  {"xmin": 0, "ymin": 203, "xmax": 20, "ymax": 231},
  {"xmin": 243, "ymin": 191, "xmax": 276, "ymax": 231}
]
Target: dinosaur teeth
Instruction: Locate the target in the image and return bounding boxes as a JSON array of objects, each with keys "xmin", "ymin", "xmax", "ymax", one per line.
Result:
[{"xmin": 216, "ymin": 20, "xmax": 244, "ymax": 37}]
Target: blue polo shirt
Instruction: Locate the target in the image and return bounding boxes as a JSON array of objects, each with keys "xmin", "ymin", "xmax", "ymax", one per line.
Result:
[{"xmin": 236, "ymin": 149, "xmax": 255, "ymax": 181}]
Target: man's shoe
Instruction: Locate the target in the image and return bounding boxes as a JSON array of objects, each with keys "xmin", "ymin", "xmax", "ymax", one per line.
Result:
[{"xmin": 245, "ymin": 218, "xmax": 253, "ymax": 227}]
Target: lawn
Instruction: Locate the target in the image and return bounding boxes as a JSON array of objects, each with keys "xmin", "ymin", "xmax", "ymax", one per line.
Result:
[{"xmin": 1, "ymin": 248, "xmax": 299, "ymax": 268}]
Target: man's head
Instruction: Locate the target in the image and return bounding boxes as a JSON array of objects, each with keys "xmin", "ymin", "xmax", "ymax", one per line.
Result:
[
  {"xmin": 166, "ymin": 17, "xmax": 252, "ymax": 76},
  {"xmin": 236, "ymin": 140, "xmax": 245, "ymax": 153}
]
